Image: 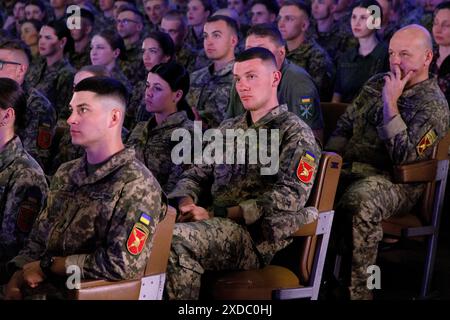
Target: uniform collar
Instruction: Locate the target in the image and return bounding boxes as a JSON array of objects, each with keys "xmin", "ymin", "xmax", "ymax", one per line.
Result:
[
  {"xmin": 240, "ymin": 104, "xmax": 288, "ymax": 128},
  {"xmin": 71, "ymin": 147, "xmax": 136, "ymax": 186},
  {"xmin": 207, "ymin": 60, "xmax": 235, "ymax": 77}
]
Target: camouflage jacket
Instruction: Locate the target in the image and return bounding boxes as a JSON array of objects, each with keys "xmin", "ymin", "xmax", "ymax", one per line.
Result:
[
  {"xmin": 68, "ymin": 47, "xmax": 91, "ymax": 71},
  {"xmin": 10, "ymin": 148, "xmax": 167, "ymax": 281},
  {"xmin": 119, "ymin": 42, "xmax": 146, "ymax": 87},
  {"xmin": 25, "ymin": 57, "xmax": 75, "ymax": 122},
  {"xmin": 169, "ymin": 104, "xmax": 321, "ymax": 264},
  {"xmin": 286, "ymin": 38, "xmax": 335, "ymax": 102},
  {"xmin": 326, "ymin": 74, "xmax": 450, "ymax": 178},
  {"xmin": 186, "ymin": 61, "xmax": 235, "ymax": 128},
  {"xmin": 0, "ymin": 136, "xmax": 48, "ymax": 264},
  {"xmin": 175, "ymin": 44, "xmax": 198, "ymax": 73},
  {"xmin": 310, "ymin": 21, "xmax": 357, "ymax": 64},
  {"xmin": 17, "ymin": 86, "xmax": 57, "ymax": 172},
  {"xmin": 226, "ymin": 59, "xmax": 323, "ymax": 131},
  {"xmin": 127, "ymin": 111, "xmax": 194, "ymax": 194},
  {"xmin": 185, "ymin": 26, "xmax": 204, "ymax": 51}
]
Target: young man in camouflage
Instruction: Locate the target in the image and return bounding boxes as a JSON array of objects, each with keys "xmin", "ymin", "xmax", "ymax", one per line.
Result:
[
  {"xmin": 0, "ymin": 78, "xmax": 48, "ymax": 284},
  {"xmin": 116, "ymin": 7, "xmax": 146, "ymax": 86},
  {"xmin": 325, "ymin": 25, "xmax": 450, "ymax": 300},
  {"xmin": 278, "ymin": 0, "xmax": 335, "ymax": 101},
  {"xmin": 3, "ymin": 77, "xmax": 167, "ymax": 300},
  {"xmin": 165, "ymin": 47, "xmax": 321, "ymax": 299},
  {"xmin": 0, "ymin": 39, "xmax": 57, "ymax": 172},
  {"xmin": 186, "ymin": 15, "xmax": 238, "ymax": 129},
  {"xmin": 226, "ymin": 24, "xmax": 324, "ymax": 142}
]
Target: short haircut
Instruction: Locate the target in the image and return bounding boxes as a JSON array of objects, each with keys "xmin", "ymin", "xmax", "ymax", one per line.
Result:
[
  {"xmin": 163, "ymin": 9, "xmax": 187, "ymax": 28},
  {"xmin": 0, "ymin": 38, "xmax": 32, "ymax": 64},
  {"xmin": 246, "ymin": 23, "xmax": 285, "ymax": 47},
  {"xmin": 235, "ymin": 47, "xmax": 277, "ymax": 68},
  {"xmin": 117, "ymin": 6, "xmax": 144, "ymax": 23},
  {"xmin": 44, "ymin": 19, "xmax": 74, "ymax": 53},
  {"xmin": 94, "ymin": 29, "xmax": 126, "ymax": 60},
  {"xmin": 251, "ymin": 0, "xmax": 280, "ymax": 15},
  {"xmin": 74, "ymin": 77, "xmax": 129, "ymax": 109},
  {"xmin": 206, "ymin": 15, "xmax": 239, "ymax": 36},
  {"xmin": 435, "ymin": 1, "xmax": 450, "ymax": 13},
  {"xmin": 78, "ymin": 65, "xmax": 112, "ymax": 78},
  {"xmin": 0, "ymin": 77, "xmax": 27, "ymax": 130},
  {"xmin": 352, "ymin": 0, "xmax": 383, "ymax": 23},
  {"xmin": 282, "ymin": 0, "xmax": 311, "ymax": 18},
  {"xmin": 145, "ymin": 31, "xmax": 175, "ymax": 60}
]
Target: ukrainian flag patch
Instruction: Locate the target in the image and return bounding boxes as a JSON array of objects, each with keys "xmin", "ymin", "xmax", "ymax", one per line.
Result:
[{"xmin": 139, "ymin": 213, "xmax": 152, "ymax": 226}]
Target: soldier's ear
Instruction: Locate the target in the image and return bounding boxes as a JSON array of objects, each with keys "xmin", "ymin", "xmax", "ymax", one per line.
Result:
[{"xmin": 272, "ymin": 70, "xmax": 281, "ymax": 87}]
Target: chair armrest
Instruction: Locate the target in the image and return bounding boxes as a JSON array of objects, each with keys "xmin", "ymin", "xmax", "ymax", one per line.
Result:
[
  {"xmin": 292, "ymin": 221, "xmax": 317, "ymax": 237},
  {"xmin": 393, "ymin": 160, "xmax": 437, "ymax": 183},
  {"xmin": 67, "ymin": 278, "xmax": 141, "ymax": 300}
]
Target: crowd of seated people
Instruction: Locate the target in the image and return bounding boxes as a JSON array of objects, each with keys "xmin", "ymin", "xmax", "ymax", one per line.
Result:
[{"xmin": 0, "ymin": 0, "xmax": 449, "ymax": 300}]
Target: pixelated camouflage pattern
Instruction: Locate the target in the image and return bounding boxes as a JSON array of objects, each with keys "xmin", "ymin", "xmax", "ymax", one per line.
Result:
[
  {"xmin": 326, "ymin": 74, "xmax": 450, "ymax": 299},
  {"xmin": 68, "ymin": 48, "xmax": 91, "ymax": 71},
  {"xmin": 166, "ymin": 104, "xmax": 321, "ymax": 299},
  {"xmin": 175, "ymin": 44, "xmax": 198, "ymax": 73},
  {"xmin": 286, "ymin": 38, "xmax": 335, "ymax": 102},
  {"xmin": 186, "ymin": 61, "xmax": 235, "ymax": 128},
  {"xmin": 310, "ymin": 20, "xmax": 358, "ymax": 64},
  {"xmin": 17, "ymin": 86, "xmax": 57, "ymax": 172},
  {"xmin": 119, "ymin": 42, "xmax": 146, "ymax": 87},
  {"xmin": 127, "ymin": 111, "xmax": 194, "ymax": 193},
  {"xmin": 24, "ymin": 57, "xmax": 75, "ymax": 123},
  {"xmin": 0, "ymin": 136, "xmax": 48, "ymax": 265},
  {"xmin": 226, "ymin": 60, "xmax": 323, "ymax": 130},
  {"xmin": 10, "ymin": 148, "xmax": 167, "ymax": 283},
  {"xmin": 184, "ymin": 26, "xmax": 204, "ymax": 52}
]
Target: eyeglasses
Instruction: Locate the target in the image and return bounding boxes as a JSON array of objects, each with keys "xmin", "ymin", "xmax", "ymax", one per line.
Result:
[
  {"xmin": 116, "ymin": 18, "xmax": 140, "ymax": 26},
  {"xmin": 0, "ymin": 60, "xmax": 21, "ymax": 70}
]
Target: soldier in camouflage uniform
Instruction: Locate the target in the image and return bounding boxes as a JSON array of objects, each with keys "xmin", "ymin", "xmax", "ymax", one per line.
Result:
[
  {"xmin": 165, "ymin": 47, "xmax": 321, "ymax": 299},
  {"xmin": 186, "ymin": 15, "xmax": 238, "ymax": 129},
  {"xmin": 226, "ymin": 24, "xmax": 324, "ymax": 142},
  {"xmin": 128, "ymin": 62, "xmax": 195, "ymax": 193},
  {"xmin": 310, "ymin": 0, "xmax": 357, "ymax": 64},
  {"xmin": 3, "ymin": 77, "xmax": 166, "ymax": 300},
  {"xmin": 68, "ymin": 8, "xmax": 94, "ymax": 71},
  {"xmin": 0, "ymin": 39, "xmax": 57, "ymax": 172},
  {"xmin": 25, "ymin": 20, "xmax": 75, "ymax": 125},
  {"xmin": 0, "ymin": 79, "xmax": 48, "ymax": 284},
  {"xmin": 279, "ymin": 1, "xmax": 335, "ymax": 102},
  {"xmin": 116, "ymin": 7, "xmax": 146, "ymax": 87},
  {"xmin": 325, "ymin": 25, "xmax": 450, "ymax": 300},
  {"xmin": 93, "ymin": 0, "xmax": 117, "ymax": 34}
]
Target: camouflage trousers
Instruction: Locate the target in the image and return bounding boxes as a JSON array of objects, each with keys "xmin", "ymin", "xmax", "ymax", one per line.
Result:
[
  {"xmin": 165, "ymin": 217, "xmax": 261, "ymax": 300},
  {"xmin": 335, "ymin": 175, "xmax": 424, "ymax": 300}
]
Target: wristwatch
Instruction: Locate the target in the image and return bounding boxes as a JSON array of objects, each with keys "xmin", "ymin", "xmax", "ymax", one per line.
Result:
[
  {"xmin": 40, "ymin": 255, "xmax": 55, "ymax": 278},
  {"xmin": 213, "ymin": 205, "xmax": 228, "ymax": 218}
]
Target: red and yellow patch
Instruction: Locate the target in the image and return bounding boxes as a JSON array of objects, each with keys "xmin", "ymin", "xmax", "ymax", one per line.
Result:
[
  {"xmin": 416, "ymin": 129, "xmax": 437, "ymax": 156},
  {"xmin": 126, "ymin": 223, "xmax": 149, "ymax": 256},
  {"xmin": 37, "ymin": 125, "xmax": 52, "ymax": 149},
  {"xmin": 296, "ymin": 155, "xmax": 315, "ymax": 184}
]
